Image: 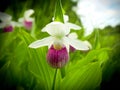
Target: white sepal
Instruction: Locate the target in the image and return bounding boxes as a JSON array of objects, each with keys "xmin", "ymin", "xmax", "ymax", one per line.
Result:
[
  {"xmin": 24, "ymin": 9, "xmax": 34, "ymax": 20},
  {"xmin": 41, "ymin": 22, "xmax": 70, "ymax": 37},
  {"xmin": 64, "ymin": 37, "xmax": 89, "ymax": 50},
  {"xmin": 0, "ymin": 12, "xmax": 12, "ymax": 22},
  {"xmin": 63, "ymin": 15, "xmax": 69, "ymax": 23},
  {"xmin": 29, "ymin": 36, "xmax": 53, "ymax": 48},
  {"xmin": 18, "ymin": 18, "xmax": 24, "ymax": 23},
  {"xmin": 0, "ymin": 23, "xmax": 6, "ymax": 28},
  {"xmin": 65, "ymin": 22, "xmax": 81, "ymax": 30},
  {"xmin": 11, "ymin": 21, "xmax": 22, "ymax": 27},
  {"xmin": 68, "ymin": 32, "xmax": 78, "ymax": 39},
  {"xmin": 83, "ymin": 41, "xmax": 92, "ymax": 49}
]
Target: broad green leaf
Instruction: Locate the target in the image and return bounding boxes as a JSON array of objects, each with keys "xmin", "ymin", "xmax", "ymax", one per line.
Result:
[
  {"xmin": 54, "ymin": 0, "xmax": 64, "ymax": 23},
  {"xmin": 68, "ymin": 48, "xmax": 110, "ymax": 72},
  {"xmin": 98, "ymin": 51, "xmax": 109, "ymax": 65},
  {"xmin": 0, "ymin": 61, "xmax": 11, "ymax": 86},
  {"xmin": 61, "ymin": 62, "xmax": 102, "ymax": 90},
  {"xmin": 0, "ymin": 32, "xmax": 16, "ymax": 59},
  {"xmin": 18, "ymin": 29, "xmax": 55, "ymax": 90},
  {"xmin": 0, "ymin": 33, "xmax": 35, "ymax": 89}
]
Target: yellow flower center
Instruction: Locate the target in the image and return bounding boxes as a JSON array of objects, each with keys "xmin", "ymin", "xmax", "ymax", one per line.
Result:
[{"xmin": 53, "ymin": 44, "xmax": 63, "ymax": 50}]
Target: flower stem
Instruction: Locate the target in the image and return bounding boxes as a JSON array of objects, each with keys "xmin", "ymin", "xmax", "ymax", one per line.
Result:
[
  {"xmin": 30, "ymin": 21, "xmax": 36, "ymax": 38},
  {"xmin": 60, "ymin": 67, "xmax": 65, "ymax": 78},
  {"xmin": 94, "ymin": 28, "xmax": 101, "ymax": 49},
  {"xmin": 52, "ymin": 69, "xmax": 57, "ymax": 90}
]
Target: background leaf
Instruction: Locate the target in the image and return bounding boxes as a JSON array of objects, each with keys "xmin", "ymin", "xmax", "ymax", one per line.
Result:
[
  {"xmin": 61, "ymin": 62, "xmax": 102, "ymax": 90},
  {"xmin": 0, "ymin": 0, "xmax": 120, "ymax": 89},
  {"xmin": 18, "ymin": 29, "xmax": 55, "ymax": 90},
  {"xmin": 54, "ymin": 0, "xmax": 64, "ymax": 22}
]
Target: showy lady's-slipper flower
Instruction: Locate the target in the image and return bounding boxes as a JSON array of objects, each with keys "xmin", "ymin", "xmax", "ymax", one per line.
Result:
[
  {"xmin": 18, "ymin": 9, "xmax": 34, "ymax": 30},
  {"xmin": 0, "ymin": 12, "xmax": 20, "ymax": 32},
  {"xmin": 29, "ymin": 21, "xmax": 89, "ymax": 68}
]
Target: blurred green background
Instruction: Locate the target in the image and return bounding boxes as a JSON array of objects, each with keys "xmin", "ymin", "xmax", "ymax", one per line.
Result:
[{"xmin": 0, "ymin": 0, "xmax": 120, "ymax": 90}]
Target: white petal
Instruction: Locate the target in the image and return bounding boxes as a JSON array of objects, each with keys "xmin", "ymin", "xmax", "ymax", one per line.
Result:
[
  {"xmin": 10, "ymin": 21, "xmax": 23, "ymax": 27},
  {"xmin": 41, "ymin": 22, "xmax": 70, "ymax": 36},
  {"xmin": 0, "ymin": 12, "xmax": 12, "ymax": 22},
  {"xmin": 68, "ymin": 32, "xmax": 78, "ymax": 39},
  {"xmin": 53, "ymin": 37, "xmax": 63, "ymax": 46},
  {"xmin": 63, "ymin": 15, "xmax": 69, "ymax": 23},
  {"xmin": 0, "ymin": 23, "xmax": 6, "ymax": 28},
  {"xmin": 83, "ymin": 41, "xmax": 92, "ymax": 49},
  {"xmin": 64, "ymin": 37, "xmax": 89, "ymax": 50},
  {"xmin": 18, "ymin": 18, "xmax": 24, "ymax": 23},
  {"xmin": 29, "ymin": 36, "xmax": 53, "ymax": 48},
  {"xmin": 65, "ymin": 22, "xmax": 81, "ymax": 30},
  {"xmin": 24, "ymin": 9, "xmax": 34, "ymax": 19},
  {"xmin": 63, "ymin": 41, "xmax": 70, "ymax": 53},
  {"xmin": 26, "ymin": 17, "xmax": 34, "ymax": 22}
]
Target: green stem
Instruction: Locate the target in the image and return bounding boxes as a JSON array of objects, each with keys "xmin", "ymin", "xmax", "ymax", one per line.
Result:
[
  {"xmin": 30, "ymin": 20, "xmax": 36, "ymax": 38},
  {"xmin": 93, "ymin": 28, "xmax": 100, "ymax": 49},
  {"xmin": 52, "ymin": 69, "xmax": 57, "ymax": 90},
  {"xmin": 60, "ymin": 67, "xmax": 65, "ymax": 78}
]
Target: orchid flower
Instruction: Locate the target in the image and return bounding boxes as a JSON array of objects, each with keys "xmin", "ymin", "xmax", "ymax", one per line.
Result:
[
  {"xmin": 18, "ymin": 9, "xmax": 34, "ymax": 30},
  {"xmin": 0, "ymin": 12, "xmax": 20, "ymax": 32},
  {"xmin": 29, "ymin": 21, "xmax": 89, "ymax": 68}
]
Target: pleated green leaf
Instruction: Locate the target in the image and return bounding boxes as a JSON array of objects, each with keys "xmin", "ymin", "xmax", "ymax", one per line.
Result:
[
  {"xmin": 0, "ymin": 32, "xmax": 17, "ymax": 59},
  {"xmin": 61, "ymin": 62, "xmax": 102, "ymax": 90},
  {"xmin": 59, "ymin": 48, "xmax": 109, "ymax": 89},
  {"xmin": 18, "ymin": 29, "xmax": 55, "ymax": 90},
  {"xmin": 54, "ymin": 0, "xmax": 64, "ymax": 23},
  {"xmin": 68, "ymin": 48, "xmax": 110, "ymax": 72}
]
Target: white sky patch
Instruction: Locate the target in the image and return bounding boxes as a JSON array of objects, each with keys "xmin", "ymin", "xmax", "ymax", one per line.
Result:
[{"xmin": 73, "ymin": 0, "xmax": 120, "ymax": 36}]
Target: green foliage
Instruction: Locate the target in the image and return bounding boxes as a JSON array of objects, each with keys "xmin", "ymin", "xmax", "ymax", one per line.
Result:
[
  {"xmin": 19, "ymin": 30, "xmax": 55, "ymax": 90},
  {"xmin": 61, "ymin": 62, "xmax": 102, "ymax": 90},
  {"xmin": 54, "ymin": 0, "xmax": 64, "ymax": 22},
  {"xmin": 0, "ymin": 0, "xmax": 120, "ymax": 90}
]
